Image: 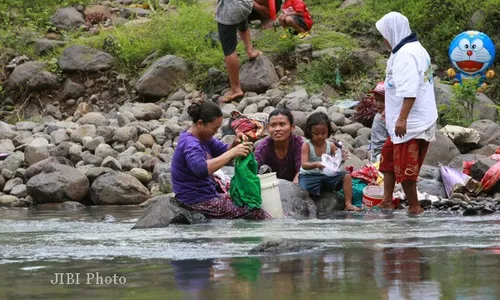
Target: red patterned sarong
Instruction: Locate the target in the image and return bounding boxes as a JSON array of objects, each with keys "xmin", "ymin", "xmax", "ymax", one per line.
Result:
[
  {"xmin": 379, "ymin": 137, "xmax": 429, "ymax": 183},
  {"xmin": 186, "ymin": 193, "xmax": 271, "ymax": 220}
]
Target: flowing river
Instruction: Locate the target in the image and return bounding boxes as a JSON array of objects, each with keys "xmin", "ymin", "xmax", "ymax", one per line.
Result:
[{"xmin": 0, "ymin": 207, "xmax": 499, "ymax": 299}]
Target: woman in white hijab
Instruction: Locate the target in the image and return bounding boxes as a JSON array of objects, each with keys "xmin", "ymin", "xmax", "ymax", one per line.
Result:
[{"xmin": 374, "ymin": 12, "xmax": 438, "ymax": 215}]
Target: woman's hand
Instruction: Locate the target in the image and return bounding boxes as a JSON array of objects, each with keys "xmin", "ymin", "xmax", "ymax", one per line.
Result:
[
  {"xmin": 395, "ymin": 117, "xmax": 407, "ymax": 138},
  {"xmin": 230, "ymin": 142, "xmax": 253, "ymax": 158},
  {"xmin": 235, "ymin": 132, "xmax": 249, "ymax": 143},
  {"xmin": 315, "ymin": 162, "xmax": 325, "ymax": 169}
]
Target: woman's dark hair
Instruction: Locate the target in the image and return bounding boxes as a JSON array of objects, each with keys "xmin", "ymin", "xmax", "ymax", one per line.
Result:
[
  {"xmin": 187, "ymin": 101, "xmax": 222, "ymax": 124},
  {"xmin": 304, "ymin": 112, "xmax": 333, "ymax": 139},
  {"xmin": 268, "ymin": 108, "xmax": 294, "ymax": 125}
]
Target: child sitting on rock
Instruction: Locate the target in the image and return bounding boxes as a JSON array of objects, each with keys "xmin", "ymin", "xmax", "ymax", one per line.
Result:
[
  {"xmin": 278, "ymin": 0, "xmax": 313, "ymax": 39},
  {"xmin": 298, "ymin": 112, "xmax": 360, "ymax": 211},
  {"xmin": 369, "ymin": 82, "xmax": 389, "ymax": 163}
]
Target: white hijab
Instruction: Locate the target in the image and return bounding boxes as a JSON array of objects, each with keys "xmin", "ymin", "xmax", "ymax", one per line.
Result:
[{"xmin": 375, "ymin": 12, "xmax": 412, "ymax": 49}]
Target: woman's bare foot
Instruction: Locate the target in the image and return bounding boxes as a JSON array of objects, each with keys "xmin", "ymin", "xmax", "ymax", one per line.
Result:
[
  {"xmin": 408, "ymin": 206, "xmax": 424, "ymax": 215},
  {"xmin": 220, "ymin": 90, "xmax": 244, "ymax": 103},
  {"xmin": 247, "ymin": 49, "xmax": 263, "ymax": 60},
  {"xmin": 375, "ymin": 200, "xmax": 395, "ymax": 210},
  {"xmin": 345, "ymin": 204, "xmax": 361, "ymax": 211}
]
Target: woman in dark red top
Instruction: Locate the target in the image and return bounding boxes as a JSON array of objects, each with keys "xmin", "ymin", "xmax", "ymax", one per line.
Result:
[{"xmin": 278, "ymin": 0, "xmax": 313, "ymax": 38}]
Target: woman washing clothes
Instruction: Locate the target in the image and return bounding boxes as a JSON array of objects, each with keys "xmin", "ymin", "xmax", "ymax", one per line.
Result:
[{"xmin": 170, "ymin": 101, "xmax": 271, "ymax": 220}]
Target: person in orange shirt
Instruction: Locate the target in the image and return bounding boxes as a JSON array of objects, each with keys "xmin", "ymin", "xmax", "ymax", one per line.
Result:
[{"xmin": 278, "ymin": 0, "xmax": 313, "ymax": 38}]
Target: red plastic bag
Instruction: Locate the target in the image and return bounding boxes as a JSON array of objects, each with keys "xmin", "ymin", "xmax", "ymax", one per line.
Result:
[
  {"xmin": 463, "ymin": 161, "xmax": 475, "ymax": 175},
  {"xmin": 481, "ymin": 161, "xmax": 500, "ymax": 192},
  {"xmin": 352, "ymin": 164, "xmax": 379, "ymax": 185},
  {"xmin": 229, "ymin": 111, "xmax": 265, "ymax": 142}
]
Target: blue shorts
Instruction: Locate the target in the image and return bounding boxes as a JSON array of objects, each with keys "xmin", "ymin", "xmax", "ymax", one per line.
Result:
[{"xmin": 298, "ymin": 171, "xmax": 347, "ymax": 198}]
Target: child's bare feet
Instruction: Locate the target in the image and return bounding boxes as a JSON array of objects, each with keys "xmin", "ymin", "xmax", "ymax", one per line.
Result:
[
  {"xmin": 345, "ymin": 204, "xmax": 361, "ymax": 211},
  {"xmin": 408, "ymin": 206, "xmax": 424, "ymax": 215},
  {"xmin": 375, "ymin": 200, "xmax": 395, "ymax": 210}
]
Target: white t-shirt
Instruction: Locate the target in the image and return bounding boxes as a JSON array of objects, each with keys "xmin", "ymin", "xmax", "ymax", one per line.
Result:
[{"xmin": 384, "ymin": 41, "xmax": 438, "ymax": 144}]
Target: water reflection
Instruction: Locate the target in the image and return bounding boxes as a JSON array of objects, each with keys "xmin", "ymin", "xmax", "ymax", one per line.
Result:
[{"xmin": 164, "ymin": 248, "xmax": 499, "ymax": 300}]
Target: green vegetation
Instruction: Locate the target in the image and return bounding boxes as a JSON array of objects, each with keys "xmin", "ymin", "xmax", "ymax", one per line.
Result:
[{"xmin": 438, "ymin": 78, "xmax": 480, "ymax": 127}]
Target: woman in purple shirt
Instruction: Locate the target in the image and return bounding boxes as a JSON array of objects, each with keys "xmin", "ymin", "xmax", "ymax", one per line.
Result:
[
  {"xmin": 254, "ymin": 109, "xmax": 303, "ymax": 184},
  {"xmin": 171, "ymin": 101, "xmax": 270, "ymax": 220}
]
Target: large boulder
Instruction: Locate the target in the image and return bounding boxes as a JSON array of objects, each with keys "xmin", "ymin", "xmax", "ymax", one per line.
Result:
[
  {"xmin": 8, "ymin": 61, "xmax": 47, "ymax": 89},
  {"xmin": 0, "ymin": 122, "xmax": 17, "ymax": 140},
  {"xmin": 469, "ymin": 120, "xmax": 500, "ymax": 147},
  {"xmin": 135, "ymin": 55, "xmax": 188, "ymax": 97},
  {"xmin": 59, "ymin": 45, "xmax": 115, "ymax": 72},
  {"xmin": 24, "ymin": 138, "xmax": 50, "ymax": 165},
  {"xmin": 51, "ymin": 7, "xmax": 85, "ymax": 30},
  {"xmin": 34, "ymin": 38, "xmax": 66, "ymax": 56},
  {"xmin": 26, "ymin": 164, "xmax": 89, "ymax": 204},
  {"xmin": 314, "ymin": 190, "xmax": 345, "ymax": 217},
  {"xmin": 129, "ymin": 103, "xmax": 163, "ymax": 120},
  {"xmin": 417, "ymin": 179, "xmax": 447, "ymax": 198},
  {"xmin": 434, "ymin": 83, "xmax": 498, "ymax": 121},
  {"xmin": 283, "ymin": 88, "xmax": 310, "ymax": 112},
  {"xmin": 132, "ymin": 195, "xmax": 207, "ymax": 229},
  {"xmin": 239, "ymin": 55, "xmax": 280, "ymax": 94},
  {"xmin": 277, "ymin": 179, "xmax": 317, "ymax": 218},
  {"xmin": 448, "ymin": 154, "xmax": 486, "ymax": 171},
  {"xmin": 90, "ymin": 171, "xmax": 150, "ymax": 205},
  {"xmin": 424, "ymin": 130, "xmax": 461, "ymax": 166},
  {"xmin": 25, "ymin": 157, "xmax": 74, "ymax": 179},
  {"xmin": 26, "ymin": 71, "xmax": 59, "ymax": 91}
]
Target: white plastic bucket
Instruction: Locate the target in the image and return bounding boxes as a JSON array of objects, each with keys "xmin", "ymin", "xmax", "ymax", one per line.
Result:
[
  {"xmin": 362, "ymin": 186, "xmax": 384, "ymax": 208},
  {"xmin": 258, "ymin": 172, "xmax": 283, "ymax": 218}
]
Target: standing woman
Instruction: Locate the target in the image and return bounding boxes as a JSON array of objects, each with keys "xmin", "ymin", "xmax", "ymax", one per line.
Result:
[
  {"xmin": 374, "ymin": 12, "xmax": 438, "ymax": 215},
  {"xmin": 171, "ymin": 101, "xmax": 270, "ymax": 220}
]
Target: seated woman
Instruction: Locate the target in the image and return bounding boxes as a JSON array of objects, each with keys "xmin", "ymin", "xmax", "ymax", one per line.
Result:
[
  {"xmin": 170, "ymin": 101, "xmax": 270, "ymax": 220},
  {"xmin": 254, "ymin": 108, "xmax": 303, "ymax": 184}
]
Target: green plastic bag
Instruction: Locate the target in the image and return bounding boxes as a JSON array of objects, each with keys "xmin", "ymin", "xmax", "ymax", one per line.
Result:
[{"xmin": 229, "ymin": 153, "xmax": 262, "ymax": 208}]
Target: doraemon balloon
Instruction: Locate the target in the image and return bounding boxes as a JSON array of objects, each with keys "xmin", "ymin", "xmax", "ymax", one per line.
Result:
[{"xmin": 447, "ymin": 30, "xmax": 496, "ymax": 88}]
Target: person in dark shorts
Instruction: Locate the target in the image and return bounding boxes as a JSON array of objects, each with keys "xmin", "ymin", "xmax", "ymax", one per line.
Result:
[
  {"xmin": 248, "ymin": 0, "xmax": 283, "ymax": 29},
  {"xmin": 278, "ymin": 0, "xmax": 313, "ymax": 38},
  {"xmin": 216, "ymin": 0, "xmax": 263, "ymax": 103}
]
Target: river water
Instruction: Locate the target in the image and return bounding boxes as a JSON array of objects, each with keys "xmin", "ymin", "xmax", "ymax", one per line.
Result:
[{"xmin": 0, "ymin": 207, "xmax": 499, "ymax": 299}]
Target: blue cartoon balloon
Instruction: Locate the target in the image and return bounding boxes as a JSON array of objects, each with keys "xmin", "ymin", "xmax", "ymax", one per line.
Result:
[{"xmin": 447, "ymin": 30, "xmax": 496, "ymax": 87}]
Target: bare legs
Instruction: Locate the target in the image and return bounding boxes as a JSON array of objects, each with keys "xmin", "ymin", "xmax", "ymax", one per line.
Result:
[
  {"xmin": 279, "ymin": 15, "xmax": 306, "ymax": 33},
  {"xmin": 376, "ymin": 171, "xmax": 423, "ymax": 215},
  {"xmin": 343, "ymin": 174, "xmax": 360, "ymax": 211}
]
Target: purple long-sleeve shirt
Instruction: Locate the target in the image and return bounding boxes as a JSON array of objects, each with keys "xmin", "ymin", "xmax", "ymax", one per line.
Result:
[
  {"xmin": 171, "ymin": 131, "xmax": 229, "ymax": 205},
  {"xmin": 254, "ymin": 135, "xmax": 303, "ymax": 182}
]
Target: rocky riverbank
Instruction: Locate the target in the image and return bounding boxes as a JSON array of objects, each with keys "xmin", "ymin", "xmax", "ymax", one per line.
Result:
[{"xmin": 1, "ymin": 2, "xmax": 500, "ymax": 225}]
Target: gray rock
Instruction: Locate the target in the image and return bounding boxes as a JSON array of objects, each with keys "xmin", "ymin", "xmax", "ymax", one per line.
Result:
[
  {"xmin": 70, "ymin": 124, "xmax": 97, "ymax": 143},
  {"xmin": 0, "ymin": 175, "xmax": 5, "ymax": 190},
  {"xmin": 265, "ymin": 88, "xmax": 285, "ymax": 106},
  {"xmin": 90, "ymin": 171, "xmax": 150, "ymax": 205},
  {"xmin": 113, "ymin": 126, "xmax": 138, "ymax": 143},
  {"xmin": 10, "ymin": 184, "xmax": 28, "ymax": 198},
  {"xmin": 284, "ymin": 88, "xmax": 310, "ymax": 111},
  {"xmin": 86, "ymin": 167, "xmax": 114, "ymax": 182},
  {"xmin": 78, "ymin": 112, "xmax": 109, "ymax": 127},
  {"xmin": 243, "ymin": 103, "xmax": 258, "ymax": 114},
  {"xmin": 240, "ymin": 56, "xmax": 280, "ymax": 94},
  {"xmin": 129, "ymin": 168, "xmax": 152, "ymax": 184},
  {"xmin": 16, "ymin": 121, "xmax": 41, "ymax": 132},
  {"xmin": 135, "ymin": 55, "xmax": 188, "ymax": 97},
  {"xmin": 0, "ymin": 122, "xmax": 17, "ymax": 140},
  {"xmin": 95, "ymin": 143, "xmax": 115, "ymax": 159},
  {"xmin": 138, "ymin": 134, "xmax": 155, "ymax": 148},
  {"xmin": 469, "ymin": 119, "xmax": 500, "ymax": 147},
  {"xmin": 26, "ymin": 71, "xmax": 59, "ymax": 91},
  {"xmin": 25, "ymin": 157, "xmax": 74, "ymax": 179},
  {"xmin": 34, "ymin": 38, "xmax": 65, "ymax": 56},
  {"xmin": 132, "ymin": 195, "xmax": 207, "ymax": 229},
  {"xmin": 125, "ymin": 7, "xmax": 151, "ymax": 17},
  {"xmin": 2, "ymin": 152, "xmax": 24, "ymax": 172},
  {"xmin": 470, "ymin": 144, "xmax": 500, "ymax": 157},
  {"xmin": 8, "ymin": 61, "xmax": 47, "ymax": 89},
  {"xmin": 101, "ymin": 156, "xmax": 122, "ymax": 171},
  {"xmin": 329, "ymin": 112, "xmax": 345, "ymax": 126},
  {"xmin": 249, "ymin": 240, "xmax": 320, "ymax": 255},
  {"xmin": 1, "ymin": 169, "xmax": 14, "ymax": 180},
  {"xmin": 68, "ymin": 144, "xmax": 83, "ymax": 163},
  {"xmin": 314, "ymin": 190, "xmax": 346, "ymax": 217},
  {"xmin": 291, "ymin": 111, "xmax": 307, "ymax": 131},
  {"xmin": 354, "ymin": 135, "xmax": 370, "ymax": 148},
  {"xmin": 417, "ymin": 179, "xmax": 447, "ymax": 198},
  {"xmin": 343, "ymin": 154, "xmax": 364, "ymax": 171},
  {"xmin": 48, "ymin": 141, "xmax": 72, "ymax": 157},
  {"xmin": 0, "ymin": 139, "xmax": 15, "ymax": 153},
  {"xmin": 129, "ymin": 103, "xmax": 163, "ymax": 120},
  {"xmin": 424, "ymin": 130, "xmax": 460, "ymax": 166},
  {"xmin": 96, "ymin": 126, "xmax": 115, "ymax": 144},
  {"xmin": 3, "ymin": 177, "xmax": 23, "ymax": 193},
  {"xmin": 51, "ymin": 7, "xmax": 85, "ymax": 30},
  {"xmin": 0, "ymin": 195, "xmax": 19, "ymax": 207},
  {"xmin": 26, "ymin": 164, "xmax": 89, "ymax": 204},
  {"xmin": 24, "ymin": 138, "xmax": 50, "ymax": 165},
  {"xmin": 83, "ymin": 137, "xmax": 105, "ymax": 152},
  {"xmin": 59, "ymin": 45, "xmax": 115, "ymax": 72},
  {"xmin": 82, "ymin": 153, "xmax": 103, "ymax": 166},
  {"xmin": 340, "ymin": 0, "xmax": 364, "ymax": 9},
  {"xmin": 44, "ymin": 104, "xmax": 62, "ymax": 120},
  {"xmin": 278, "ymin": 179, "xmax": 317, "ymax": 218},
  {"xmin": 341, "ymin": 123, "xmax": 364, "ymax": 138},
  {"xmin": 471, "ymin": 158, "xmax": 497, "ymax": 182},
  {"xmin": 354, "ymin": 148, "xmax": 369, "ymax": 160},
  {"xmin": 357, "ymin": 127, "xmax": 371, "ymax": 138},
  {"xmin": 117, "ymin": 155, "xmax": 142, "ymax": 171},
  {"xmin": 419, "ymin": 165, "xmax": 441, "ymax": 181},
  {"xmin": 61, "ymin": 79, "xmax": 85, "ymax": 100},
  {"xmin": 164, "ymin": 123, "xmax": 184, "ymax": 141},
  {"xmin": 50, "ymin": 129, "xmax": 70, "ymax": 145},
  {"xmin": 164, "ymin": 106, "xmax": 180, "ymax": 118}
]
